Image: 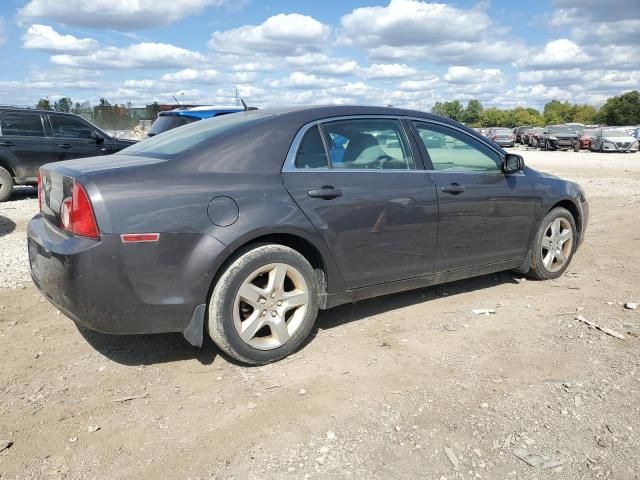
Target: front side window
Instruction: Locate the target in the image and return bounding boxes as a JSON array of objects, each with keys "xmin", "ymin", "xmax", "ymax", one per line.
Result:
[
  {"xmin": 0, "ymin": 113, "xmax": 45, "ymax": 137},
  {"xmin": 321, "ymin": 119, "xmax": 414, "ymax": 170},
  {"xmin": 50, "ymin": 115, "xmax": 95, "ymax": 139},
  {"xmin": 413, "ymin": 121, "xmax": 502, "ymax": 172},
  {"xmin": 294, "ymin": 125, "xmax": 329, "ymax": 169}
]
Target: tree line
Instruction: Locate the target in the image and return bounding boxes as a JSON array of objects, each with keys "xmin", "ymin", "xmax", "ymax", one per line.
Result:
[{"xmin": 430, "ymin": 90, "xmax": 640, "ymax": 127}]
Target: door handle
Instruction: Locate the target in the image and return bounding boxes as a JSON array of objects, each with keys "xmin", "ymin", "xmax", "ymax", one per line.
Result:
[
  {"xmin": 0, "ymin": 141, "xmax": 14, "ymax": 147},
  {"xmin": 57, "ymin": 143, "xmax": 72, "ymax": 149},
  {"xmin": 441, "ymin": 184, "xmax": 465, "ymax": 194},
  {"xmin": 308, "ymin": 186, "xmax": 343, "ymax": 199}
]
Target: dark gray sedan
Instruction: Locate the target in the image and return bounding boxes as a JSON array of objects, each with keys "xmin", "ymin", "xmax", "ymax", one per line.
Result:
[{"xmin": 28, "ymin": 106, "xmax": 589, "ymax": 364}]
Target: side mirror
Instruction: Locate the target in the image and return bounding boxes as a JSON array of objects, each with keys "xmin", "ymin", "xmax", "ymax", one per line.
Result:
[
  {"xmin": 91, "ymin": 131, "xmax": 105, "ymax": 144},
  {"xmin": 503, "ymin": 153, "xmax": 524, "ymax": 173}
]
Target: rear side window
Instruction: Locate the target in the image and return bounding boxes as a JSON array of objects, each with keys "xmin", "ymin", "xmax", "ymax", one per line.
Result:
[
  {"xmin": 294, "ymin": 126, "xmax": 329, "ymax": 169},
  {"xmin": 321, "ymin": 119, "xmax": 415, "ymax": 170},
  {"xmin": 0, "ymin": 113, "xmax": 45, "ymax": 137},
  {"xmin": 50, "ymin": 115, "xmax": 95, "ymax": 139}
]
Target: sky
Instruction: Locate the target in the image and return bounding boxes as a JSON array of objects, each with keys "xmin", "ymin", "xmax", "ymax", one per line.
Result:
[{"xmin": 0, "ymin": 0, "xmax": 638, "ymax": 110}]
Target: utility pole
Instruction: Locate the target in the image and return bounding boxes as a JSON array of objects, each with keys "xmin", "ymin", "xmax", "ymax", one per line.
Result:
[{"xmin": 234, "ymin": 86, "xmax": 240, "ymax": 106}]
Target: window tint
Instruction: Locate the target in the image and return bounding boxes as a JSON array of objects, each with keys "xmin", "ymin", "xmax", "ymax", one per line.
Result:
[
  {"xmin": 413, "ymin": 121, "xmax": 501, "ymax": 172},
  {"xmin": 121, "ymin": 111, "xmax": 268, "ymax": 159},
  {"xmin": 294, "ymin": 125, "xmax": 329, "ymax": 169},
  {"xmin": 50, "ymin": 115, "xmax": 95, "ymax": 139},
  {"xmin": 321, "ymin": 119, "xmax": 414, "ymax": 170},
  {"xmin": 148, "ymin": 115, "xmax": 198, "ymax": 136},
  {"xmin": 0, "ymin": 113, "xmax": 45, "ymax": 137}
]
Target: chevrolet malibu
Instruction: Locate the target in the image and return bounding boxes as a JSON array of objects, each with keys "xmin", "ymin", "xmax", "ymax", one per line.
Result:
[{"xmin": 28, "ymin": 106, "xmax": 589, "ymax": 365}]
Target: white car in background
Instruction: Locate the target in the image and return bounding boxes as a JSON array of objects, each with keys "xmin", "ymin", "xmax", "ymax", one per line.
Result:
[{"xmin": 590, "ymin": 128, "xmax": 639, "ymax": 153}]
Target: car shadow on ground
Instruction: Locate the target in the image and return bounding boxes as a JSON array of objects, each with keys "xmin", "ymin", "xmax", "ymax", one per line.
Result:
[
  {"xmin": 78, "ymin": 271, "xmax": 522, "ymax": 367},
  {"xmin": 0, "ymin": 215, "xmax": 16, "ymax": 237},
  {"xmin": 9, "ymin": 186, "xmax": 37, "ymax": 200}
]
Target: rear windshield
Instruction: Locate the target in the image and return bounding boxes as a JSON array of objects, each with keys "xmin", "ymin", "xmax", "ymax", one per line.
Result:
[
  {"xmin": 494, "ymin": 129, "xmax": 512, "ymax": 134},
  {"xmin": 148, "ymin": 115, "xmax": 199, "ymax": 136},
  {"xmin": 119, "ymin": 111, "xmax": 266, "ymax": 159}
]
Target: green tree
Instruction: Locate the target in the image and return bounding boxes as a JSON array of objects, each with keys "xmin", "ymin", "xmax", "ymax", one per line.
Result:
[
  {"xmin": 431, "ymin": 100, "xmax": 464, "ymax": 122},
  {"xmin": 573, "ymin": 104, "xmax": 598, "ymax": 125},
  {"xmin": 462, "ymin": 99, "xmax": 483, "ymax": 125},
  {"xmin": 543, "ymin": 100, "xmax": 575, "ymax": 125},
  {"xmin": 53, "ymin": 97, "xmax": 72, "ymax": 112},
  {"xmin": 479, "ymin": 107, "xmax": 509, "ymax": 127},
  {"xmin": 36, "ymin": 98, "xmax": 52, "ymax": 110},
  {"xmin": 512, "ymin": 107, "xmax": 544, "ymax": 126},
  {"xmin": 596, "ymin": 91, "xmax": 640, "ymax": 126}
]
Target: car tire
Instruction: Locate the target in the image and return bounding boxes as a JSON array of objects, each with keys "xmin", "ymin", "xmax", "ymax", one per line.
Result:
[
  {"xmin": 0, "ymin": 167, "xmax": 14, "ymax": 203},
  {"xmin": 207, "ymin": 243, "xmax": 320, "ymax": 365},
  {"xmin": 573, "ymin": 142, "xmax": 580, "ymax": 152},
  {"xmin": 526, "ymin": 207, "xmax": 577, "ymax": 281}
]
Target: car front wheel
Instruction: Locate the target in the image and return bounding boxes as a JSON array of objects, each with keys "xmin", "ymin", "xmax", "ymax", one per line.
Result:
[
  {"xmin": 207, "ymin": 244, "xmax": 320, "ymax": 365},
  {"xmin": 0, "ymin": 167, "xmax": 14, "ymax": 202},
  {"xmin": 527, "ymin": 207, "xmax": 577, "ymax": 280}
]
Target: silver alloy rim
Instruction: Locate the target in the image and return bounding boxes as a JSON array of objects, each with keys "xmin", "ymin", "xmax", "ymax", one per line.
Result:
[
  {"xmin": 233, "ymin": 263, "xmax": 309, "ymax": 350},
  {"xmin": 541, "ymin": 217, "xmax": 573, "ymax": 273}
]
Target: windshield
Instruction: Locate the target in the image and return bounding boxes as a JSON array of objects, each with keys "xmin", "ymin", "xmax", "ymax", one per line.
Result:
[
  {"xmin": 148, "ymin": 115, "xmax": 199, "ymax": 136},
  {"xmin": 603, "ymin": 129, "xmax": 630, "ymax": 137},
  {"xmin": 582, "ymin": 129, "xmax": 596, "ymax": 136},
  {"xmin": 494, "ymin": 129, "xmax": 511, "ymax": 134},
  {"xmin": 120, "ymin": 111, "xmax": 266, "ymax": 159},
  {"xmin": 548, "ymin": 126, "xmax": 575, "ymax": 135}
]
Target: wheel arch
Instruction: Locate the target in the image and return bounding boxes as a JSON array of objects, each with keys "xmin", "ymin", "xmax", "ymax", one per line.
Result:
[
  {"xmin": 0, "ymin": 157, "xmax": 16, "ymax": 177},
  {"xmin": 548, "ymin": 199, "xmax": 582, "ymax": 238}
]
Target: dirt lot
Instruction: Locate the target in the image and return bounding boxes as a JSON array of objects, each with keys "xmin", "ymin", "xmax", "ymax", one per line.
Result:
[{"xmin": 1, "ymin": 148, "xmax": 639, "ymax": 480}]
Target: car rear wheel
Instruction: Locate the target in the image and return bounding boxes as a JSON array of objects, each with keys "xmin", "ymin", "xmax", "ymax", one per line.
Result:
[
  {"xmin": 0, "ymin": 167, "xmax": 14, "ymax": 203},
  {"xmin": 527, "ymin": 207, "xmax": 577, "ymax": 280},
  {"xmin": 207, "ymin": 244, "xmax": 319, "ymax": 365}
]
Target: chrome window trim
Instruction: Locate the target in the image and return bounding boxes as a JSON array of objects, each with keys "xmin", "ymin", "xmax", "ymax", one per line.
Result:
[{"xmin": 282, "ymin": 115, "xmax": 419, "ymax": 173}]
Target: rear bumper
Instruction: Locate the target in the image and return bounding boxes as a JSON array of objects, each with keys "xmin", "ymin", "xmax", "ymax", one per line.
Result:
[{"xmin": 28, "ymin": 214, "xmax": 226, "ymax": 335}]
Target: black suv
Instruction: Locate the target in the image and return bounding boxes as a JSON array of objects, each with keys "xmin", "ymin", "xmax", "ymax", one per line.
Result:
[{"xmin": 0, "ymin": 108, "xmax": 135, "ymax": 202}]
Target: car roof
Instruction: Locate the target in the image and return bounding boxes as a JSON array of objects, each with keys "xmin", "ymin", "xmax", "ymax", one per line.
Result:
[{"xmin": 0, "ymin": 107, "xmax": 81, "ymax": 116}]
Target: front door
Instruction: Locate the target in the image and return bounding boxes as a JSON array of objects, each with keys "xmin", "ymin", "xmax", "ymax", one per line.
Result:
[
  {"xmin": 0, "ymin": 112, "xmax": 53, "ymax": 180},
  {"xmin": 283, "ymin": 118, "xmax": 438, "ymax": 289},
  {"xmin": 48, "ymin": 114, "xmax": 107, "ymax": 161},
  {"xmin": 411, "ymin": 120, "xmax": 534, "ymax": 272}
]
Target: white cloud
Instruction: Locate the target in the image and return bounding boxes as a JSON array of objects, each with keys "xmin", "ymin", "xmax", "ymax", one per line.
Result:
[
  {"xmin": 399, "ymin": 76, "xmax": 439, "ymax": 92},
  {"xmin": 361, "ymin": 63, "xmax": 417, "ymax": 80},
  {"xmin": 269, "ymin": 72, "xmax": 344, "ymax": 89},
  {"xmin": 209, "ymin": 13, "xmax": 330, "ymax": 56},
  {"xmin": 18, "ymin": 0, "xmax": 230, "ymax": 31},
  {"xmin": 51, "ymin": 42, "xmax": 206, "ymax": 69},
  {"xmin": 516, "ymin": 39, "xmax": 592, "ymax": 70},
  {"xmin": 339, "ymin": 0, "xmax": 492, "ymax": 47},
  {"xmin": 285, "ymin": 53, "xmax": 359, "ymax": 76},
  {"xmin": 161, "ymin": 68, "xmax": 219, "ymax": 83},
  {"xmin": 444, "ymin": 66, "xmax": 503, "ymax": 85},
  {"xmin": 22, "ymin": 24, "xmax": 98, "ymax": 53}
]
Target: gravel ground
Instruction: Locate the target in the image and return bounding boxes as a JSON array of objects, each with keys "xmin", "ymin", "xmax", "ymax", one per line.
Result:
[{"xmin": 0, "ymin": 149, "xmax": 639, "ymax": 480}]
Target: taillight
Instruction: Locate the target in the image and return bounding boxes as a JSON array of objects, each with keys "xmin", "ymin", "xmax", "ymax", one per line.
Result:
[
  {"xmin": 59, "ymin": 181, "xmax": 99, "ymax": 239},
  {"xmin": 37, "ymin": 171, "xmax": 43, "ymax": 212}
]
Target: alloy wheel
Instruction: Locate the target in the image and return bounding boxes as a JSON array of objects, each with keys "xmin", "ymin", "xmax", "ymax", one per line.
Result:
[
  {"xmin": 540, "ymin": 217, "xmax": 573, "ymax": 273},
  {"xmin": 233, "ymin": 262, "xmax": 309, "ymax": 350}
]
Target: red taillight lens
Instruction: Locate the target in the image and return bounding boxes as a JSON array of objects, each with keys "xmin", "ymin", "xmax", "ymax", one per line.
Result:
[
  {"xmin": 59, "ymin": 181, "xmax": 99, "ymax": 239},
  {"xmin": 37, "ymin": 171, "xmax": 43, "ymax": 212}
]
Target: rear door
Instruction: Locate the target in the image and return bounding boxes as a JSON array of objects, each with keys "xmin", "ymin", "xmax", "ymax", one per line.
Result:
[
  {"xmin": 282, "ymin": 117, "xmax": 438, "ymax": 289},
  {"xmin": 410, "ymin": 120, "xmax": 534, "ymax": 272},
  {"xmin": 0, "ymin": 111, "xmax": 53, "ymax": 180},
  {"xmin": 48, "ymin": 114, "xmax": 107, "ymax": 161}
]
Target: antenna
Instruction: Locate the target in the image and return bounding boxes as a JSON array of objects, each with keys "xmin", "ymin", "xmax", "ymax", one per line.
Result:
[
  {"xmin": 241, "ymin": 98, "xmax": 248, "ymax": 111},
  {"xmin": 172, "ymin": 95, "xmax": 181, "ymax": 106}
]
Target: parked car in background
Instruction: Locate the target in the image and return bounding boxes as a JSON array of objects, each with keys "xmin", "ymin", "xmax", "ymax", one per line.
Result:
[
  {"xmin": 524, "ymin": 127, "xmax": 544, "ymax": 147},
  {"xmin": 513, "ymin": 126, "xmax": 531, "ymax": 144},
  {"xmin": 147, "ymin": 105, "xmax": 245, "ymax": 137},
  {"xmin": 487, "ymin": 128, "xmax": 515, "ymax": 147},
  {"xmin": 564, "ymin": 123, "xmax": 584, "ymax": 134},
  {"xmin": 28, "ymin": 106, "xmax": 588, "ymax": 365},
  {"xmin": 590, "ymin": 128, "xmax": 639, "ymax": 153},
  {"xmin": 538, "ymin": 125, "xmax": 579, "ymax": 151},
  {"xmin": 0, "ymin": 108, "xmax": 135, "ymax": 202},
  {"xmin": 576, "ymin": 128, "xmax": 597, "ymax": 151}
]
